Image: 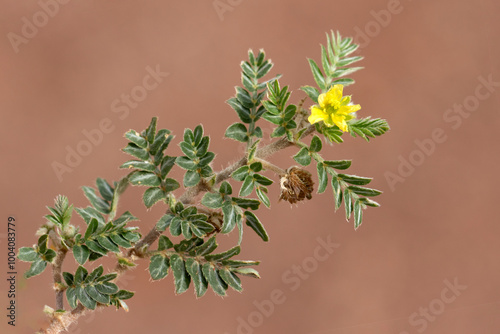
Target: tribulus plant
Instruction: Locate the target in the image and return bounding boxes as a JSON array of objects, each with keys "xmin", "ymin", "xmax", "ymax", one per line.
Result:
[{"xmin": 18, "ymin": 31, "xmax": 389, "ymax": 334}]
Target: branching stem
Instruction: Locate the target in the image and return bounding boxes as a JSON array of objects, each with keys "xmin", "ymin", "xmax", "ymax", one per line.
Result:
[{"xmin": 41, "ymin": 124, "xmax": 316, "ymax": 334}]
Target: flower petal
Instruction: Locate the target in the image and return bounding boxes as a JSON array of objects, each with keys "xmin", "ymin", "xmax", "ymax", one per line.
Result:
[
  {"xmin": 330, "ymin": 84, "xmax": 343, "ymax": 101},
  {"xmin": 308, "ymin": 106, "xmax": 328, "ymax": 124},
  {"xmin": 343, "ymin": 104, "xmax": 361, "ymax": 114},
  {"xmin": 331, "ymin": 114, "xmax": 349, "ymax": 132}
]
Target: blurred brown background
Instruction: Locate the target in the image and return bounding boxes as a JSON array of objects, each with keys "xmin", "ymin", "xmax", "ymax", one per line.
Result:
[{"xmin": 1, "ymin": 1, "xmax": 499, "ymax": 333}]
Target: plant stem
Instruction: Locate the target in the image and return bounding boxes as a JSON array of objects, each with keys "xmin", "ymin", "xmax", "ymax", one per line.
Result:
[{"xmin": 40, "ymin": 124, "xmax": 316, "ymax": 334}]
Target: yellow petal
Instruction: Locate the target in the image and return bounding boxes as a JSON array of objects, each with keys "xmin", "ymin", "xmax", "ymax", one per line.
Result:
[
  {"xmin": 318, "ymin": 92, "xmax": 328, "ymax": 108},
  {"xmin": 329, "ymin": 84, "xmax": 343, "ymax": 101},
  {"xmin": 343, "ymin": 104, "xmax": 361, "ymax": 114},
  {"xmin": 331, "ymin": 114, "xmax": 349, "ymax": 132},
  {"xmin": 308, "ymin": 106, "xmax": 328, "ymax": 124}
]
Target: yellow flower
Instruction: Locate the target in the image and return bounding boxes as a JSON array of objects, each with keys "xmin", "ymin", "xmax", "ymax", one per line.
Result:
[{"xmin": 308, "ymin": 84, "xmax": 361, "ymax": 132}]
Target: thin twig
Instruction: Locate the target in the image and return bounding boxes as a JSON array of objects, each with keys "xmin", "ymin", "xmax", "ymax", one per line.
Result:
[{"xmin": 40, "ymin": 124, "xmax": 316, "ymax": 334}]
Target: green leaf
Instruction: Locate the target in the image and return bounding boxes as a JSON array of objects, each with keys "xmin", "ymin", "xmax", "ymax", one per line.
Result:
[
  {"xmin": 84, "ymin": 219, "xmax": 98, "ymax": 240},
  {"xmin": 221, "ymin": 201, "xmax": 236, "ymax": 234},
  {"xmin": 256, "ymin": 60, "xmax": 272, "ymax": 79},
  {"xmin": 256, "ymin": 187, "xmax": 270, "ymax": 208},
  {"xmin": 181, "ymin": 220, "xmax": 193, "ymax": 240},
  {"xmin": 42, "ymin": 249, "xmax": 57, "ymax": 263},
  {"xmin": 85, "ymin": 285, "xmax": 110, "ymax": 304},
  {"xmin": 219, "ymin": 268, "xmax": 242, "ymax": 292},
  {"xmin": 202, "ymin": 263, "xmax": 227, "ymax": 296},
  {"xmin": 179, "ymin": 142, "xmax": 197, "ymax": 159},
  {"xmin": 18, "ymin": 247, "xmax": 38, "ymax": 262},
  {"xmin": 76, "ymin": 207, "xmax": 105, "ymax": 226},
  {"xmin": 232, "ymin": 197, "xmax": 260, "ymax": 210},
  {"xmin": 114, "ymin": 290, "xmax": 135, "ymax": 300},
  {"xmin": 150, "ymin": 128, "xmax": 172, "ymax": 155},
  {"xmin": 24, "ymin": 258, "xmax": 47, "ymax": 278},
  {"xmin": 227, "ymin": 97, "xmax": 252, "ymax": 124},
  {"xmin": 145, "ymin": 117, "xmax": 157, "ymax": 144},
  {"xmin": 232, "ymin": 267, "xmax": 260, "ymax": 279},
  {"xmin": 348, "ymin": 186, "xmax": 382, "ymax": 197},
  {"xmin": 221, "ymin": 260, "xmax": 260, "ymax": 269},
  {"xmin": 184, "ymin": 170, "xmax": 201, "ymax": 187},
  {"xmin": 249, "ymin": 162, "xmax": 263, "ymax": 173},
  {"xmin": 74, "ymin": 266, "xmax": 88, "ymax": 285},
  {"xmin": 82, "ymin": 187, "xmax": 110, "ymax": 214},
  {"xmin": 158, "ymin": 235, "xmax": 173, "ymax": 251},
  {"xmin": 97, "ymin": 236, "xmax": 120, "ymax": 253},
  {"xmin": 169, "ymin": 217, "xmax": 182, "ymax": 236},
  {"xmin": 244, "ymin": 211, "xmax": 269, "ymax": 242},
  {"xmin": 253, "ymin": 174, "xmax": 273, "ymax": 186},
  {"xmin": 163, "ymin": 178, "xmax": 180, "ymax": 192},
  {"xmin": 201, "ymin": 192, "xmax": 224, "ymax": 209},
  {"xmin": 300, "ymin": 86, "xmax": 319, "ymax": 103},
  {"xmin": 331, "ymin": 177, "xmax": 343, "ymax": 210},
  {"xmin": 96, "ymin": 178, "xmax": 114, "ymax": 202},
  {"xmin": 310, "ymin": 135, "xmax": 323, "ymax": 152},
  {"xmin": 185, "ymin": 258, "xmax": 208, "ymax": 298},
  {"xmin": 122, "ymin": 143, "xmax": 149, "ymax": 161},
  {"xmin": 66, "ymin": 287, "xmax": 77, "ymax": 309},
  {"xmin": 225, "ymin": 123, "xmax": 249, "ymax": 142},
  {"xmin": 196, "ymin": 137, "xmax": 210, "ymax": 157},
  {"xmin": 358, "ymin": 197, "xmax": 381, "ymax": 207},
  {"xmin": 170, "ymin": 254, "xmax": 190, "ymax": 294},
  {"xmin": 85, "ymin": 265, "xmax": 104, "ymax": 283},
  {"xmin": 129, "ymin": 172, "xmax": 161, "ymax": 187},
  {"xmin": 37, "ymin": 234, "xmax": 48, "ymax": 253},
  {"xmin": 96, "ymin": 281, "xmax": 119, "ymax": 295},
  {"xmin": 156, "ymin": 214, "xmax": 174, "ymax": 232},
  {"xmin": 337, "ymin": 55, "xmax": 363, "ymax": 67},
  {"xmin": 348, "ymin": 117, "xmax": 390, "ymax": 141},
  {"xmin": 120, "ymin": 160, "xmax": 156, "ymax": 172},
  {"xmin": 232, "ymin": 166, "xmax": 250, "ymax": 182},
  {"xmin": 175, "ymin": 156, "xmax": 198, "ymax": 171},
  {"xmin": 192, "ymin": 237, "xmax": 217, "ymax": 257},
  {"xmin": 293, "ymin": 147, "xmax": 311, "ymax": 166},
  {"xmin": 205, "ymin": 246, "xmax": 241, "ymax": 261},
  {"xmin": 308, "ymin": 58, "xmax": 326, "ymax": 91},
  {"xmin": 344, "ymin": 190, "xmax": 353, "ymax": 221},
  {"xmin": 324, "ymin": 160, "xmax": 351, "ymax": 170},
  {"xmin": 239, "ymin": 175, "xmax": 255, "ymax": 197},
  {"xmin": 339, "ymin": 174, "xmax": 372, "ymax": 185},
  {"xmin": 75, "ymin": 286, "xmax": 96, "ymax": 310},
  {"xmin": 354, "ymin": 199, "xmax": 363, "ymax": 229},
  {"xmin": 73, "ymin": 245, "xmax": 90, "ymax": 265},
  {"xmin": 149, "ymin": 254, "xmax": 169, "ymax": 280},
  {"xmin": 219, "ymin": 181, "xmax": 233, "ymax": 195},
  {"xmin": 85, "ymin": 240, "xmax": 108, "ymax": 256},
  {"xmin": 160, "ymin": 156, "xmax": 177, "ymax": 178},
  {"xmin": 110, "ymin": 234, "xmax": 131, "ymax": 248},
  {"xmin": 317, "ymin": 163, "xmax": 328, "ymax": 194},
  {"xmin": 142, "ymin": 187, "xmax": 166, "ymax": 208},
  {"xmin": 125, "ymin": 130, "xmax": 148, "ymax": 148},
  {"xmin": 121, "ymin": 230, "xmax": 141, "ymax": 243},
  {"xmin": 271, "ymin": 126, "xmax": 286, "ymax": 138},
  {"xmin": 62, "ymin": 272, "xmax": 74, "ymax": 286}
]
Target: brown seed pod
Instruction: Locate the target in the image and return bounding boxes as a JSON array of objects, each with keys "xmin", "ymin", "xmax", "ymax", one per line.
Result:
[{"xmin": 279, "ymin": 167, "xmax": 314, "ymax": 204}]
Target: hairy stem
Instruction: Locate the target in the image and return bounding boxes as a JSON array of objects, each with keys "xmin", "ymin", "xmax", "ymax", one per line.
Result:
[
  {"xmin": 40, "ymin": 124, "xmax": 316, "ymax": 334},
  {"xmin": 52, "ymin": 249, "xmax": 67, "ymax": 310}
]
